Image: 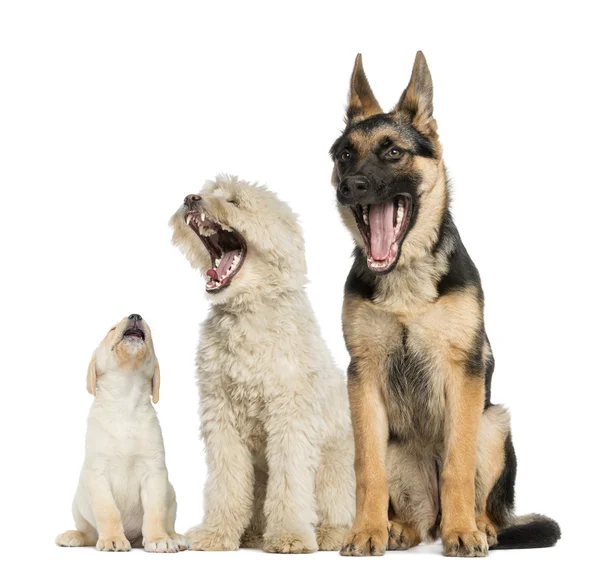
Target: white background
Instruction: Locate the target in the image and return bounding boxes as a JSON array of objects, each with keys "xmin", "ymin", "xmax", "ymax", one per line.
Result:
[{"xmin": 1, "ymin": 1, "xmax": 598, "ymax": 570}]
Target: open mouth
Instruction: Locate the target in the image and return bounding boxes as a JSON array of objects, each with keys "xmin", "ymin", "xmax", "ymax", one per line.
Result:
[
  {"xmin": 123, "ymin": 327, "xmax": 145, "ymax": 341},
  {"xmin": 352, "ymin": 194, "xmax": 412, "ymax": 273},
  {"xmin": 186, "ymin": 209, "xmax": 247, "ymax": 292}
]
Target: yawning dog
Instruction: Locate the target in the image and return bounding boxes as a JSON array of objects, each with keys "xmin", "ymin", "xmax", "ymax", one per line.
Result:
[
  {"xmin": 170, "ymin": 175, "xmax": 355, "ymax": 553},
  {"xmin": 330, "ymin": 53, "xmax": 560, "ymax": 557},
  {"xmin": 56, "ymin": 315, "xmax": 188, "ymax": 552}
]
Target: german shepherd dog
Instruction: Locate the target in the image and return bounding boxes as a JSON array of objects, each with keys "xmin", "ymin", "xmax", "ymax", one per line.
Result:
[{"xmin": 330, "ymin": 52, "xmax": 561, "ymax": 557}]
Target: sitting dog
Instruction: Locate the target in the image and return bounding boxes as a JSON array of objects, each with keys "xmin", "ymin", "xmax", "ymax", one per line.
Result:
[
  {"xmin": 170, "ymin": 175, "xmax": 355, "ymax": 553},
  {"xmin": 330, "ymin": 52, "xmax": 560, "ymax": 556},
  {"xmin": 56, "ymin": 314, "xmax": 188, "ymax": 552}
]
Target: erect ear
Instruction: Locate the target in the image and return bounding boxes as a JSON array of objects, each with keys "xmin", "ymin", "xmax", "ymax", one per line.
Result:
[
  {"xmin": 395, "ymin": 51, "xmax": 436, "ymax": 134},
  {"xmin": 152, "ymin": 361, "xmax": 160, "ymax": 404},
  {"xmin": 86, "ymin": 355, "xmax": 97, "ymax": 396},
  {"xmin": 346, "ymin": 54, "xmax": 383, "ymax": 123}
]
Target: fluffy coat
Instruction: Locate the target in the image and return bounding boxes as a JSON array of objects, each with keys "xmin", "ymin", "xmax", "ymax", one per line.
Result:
[{"xmin": 170, "ymin": 175, "xmax": 355, "ymax": 553}]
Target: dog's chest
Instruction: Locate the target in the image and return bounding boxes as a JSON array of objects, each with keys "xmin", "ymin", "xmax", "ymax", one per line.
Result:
[
  {"xmin": 346, "ymin": 300, "xmax": 447, "ymax": 445},
  {"xmin": 383, "ymin": 319, "xmax": 446, "ymax": 445}
]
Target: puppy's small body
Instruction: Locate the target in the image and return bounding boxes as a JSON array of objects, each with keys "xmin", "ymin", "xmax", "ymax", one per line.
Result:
[
  {"xmin": 171, "ymin": 176, "xmax": 355, "ymax": 553},
  {"xmin": 56, "ymin": 315, "xmax": 187, "ymax": 552}
]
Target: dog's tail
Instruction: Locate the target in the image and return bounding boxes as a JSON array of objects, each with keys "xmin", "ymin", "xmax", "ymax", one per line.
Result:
[{"xmin": 491, "ymin": 513, "xmax": 561, "ymax": 550}]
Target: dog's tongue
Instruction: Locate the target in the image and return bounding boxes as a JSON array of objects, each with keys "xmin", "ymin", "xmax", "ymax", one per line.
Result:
[
  {"xmin": 206, "ymin": 250, "xmax": 240, "ymax": 282},
  {"xmin": 369, "ymin": 201, "xmax": 395, "ymax": 260}
]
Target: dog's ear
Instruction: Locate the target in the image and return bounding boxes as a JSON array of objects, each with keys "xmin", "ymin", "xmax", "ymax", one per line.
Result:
[
  {"xmin": 151, "ymin": 361, "xmax": 160, "ymax": 404},
  {"xmin": 346, "ymin": 54, "xmax": 382, "ymax": 123},
  {"xmin": 394, "ymin": 51, "xmax": 436, "ymax": 134},
  {"xmin": 86, "ymin": 354, "xmax": 97, "ymax": 396}
]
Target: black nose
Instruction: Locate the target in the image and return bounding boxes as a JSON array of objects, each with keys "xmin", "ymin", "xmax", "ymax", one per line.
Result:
[
  {"xmin": 128, "ymin": 314, "xmax": 142, "ymax": 321},
  {"xmin": 339, "ymin": 176, "xmax": 370, "ymax": 201},
  {"xmin": 184, "ymin": 194, "xmax": 201, "ymax": 208}
]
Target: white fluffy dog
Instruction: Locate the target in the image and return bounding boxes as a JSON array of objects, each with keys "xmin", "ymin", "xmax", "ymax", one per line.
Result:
[
  {"xmin": 56, "ymin": 314, "xmax": 188, "ymax": 552},
  {"xmin": 170, "ymin": 175, "xmax": 355, "ymax": 553}
]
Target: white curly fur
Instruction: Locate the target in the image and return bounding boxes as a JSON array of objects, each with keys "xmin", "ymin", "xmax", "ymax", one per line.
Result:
[{"xmin": 170, "ymin": 175, "xmax": 355, "ymax": 553}]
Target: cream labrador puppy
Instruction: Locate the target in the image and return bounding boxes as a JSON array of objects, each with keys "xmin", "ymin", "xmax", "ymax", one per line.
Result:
[
  {"xmin": 56, "ymin": 314, "xmax": 188, "ymax": 552},
  {"xmin": 170, "ymin": 175, "xmax": 355, "ymax": 554}
]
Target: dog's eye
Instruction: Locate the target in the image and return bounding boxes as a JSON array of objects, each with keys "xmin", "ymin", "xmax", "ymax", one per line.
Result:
[
  {"xmin": 227, "ymin": 199, "xmax": 239, "ymax": 206},
  {"xmin": 386, "ymin": 147, "xmax": 403, "ymax": 159},
  {"xmin": 339, "ymin": 150, "xmax": 351, "ymax": 162}
]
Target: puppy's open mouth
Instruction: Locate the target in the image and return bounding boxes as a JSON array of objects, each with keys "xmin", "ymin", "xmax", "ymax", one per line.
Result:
[
  {"xmin": 353, "ymin": 194, "xmax": 412, "ymax": 273},
  {"xmin": 123, "ymin": 327, "xmax": 145, "ymax": 341},
  {"xmin": 186, "ymin": 209, "xmax": 247, "ymax": 292}
]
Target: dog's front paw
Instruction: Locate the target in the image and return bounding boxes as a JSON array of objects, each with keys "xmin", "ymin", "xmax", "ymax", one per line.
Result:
[
  {"xmin": 144, "ymin": 535, "xmax": 179, "ymax": 553},
  {"xmin": 443, "ymin": 529, "xmax": 488, "ymax": 557},
  {"xmin": 186, "ymin": 525, "xmax": 239, "ymax": 551},
  {"xmin": 340, "ymin": 523, "xmax": 388, "ymax": 556},
  {"xmin": 96, "ymin": 535, "xmax": 131, "ymax": 552},
  {"xmin": 263, "ymin": 529, "xmax": 318, "ymax": 554}
]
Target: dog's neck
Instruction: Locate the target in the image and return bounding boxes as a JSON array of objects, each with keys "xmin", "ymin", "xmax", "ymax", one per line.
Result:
[{"xmin": 92, "ymin": 371, "xmax": 153, "ymax": 410}]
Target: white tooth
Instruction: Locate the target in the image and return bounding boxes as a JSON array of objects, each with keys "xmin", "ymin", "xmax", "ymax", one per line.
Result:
[
  {"xmin": 186, "ymin": 214, "xmax": 192, "ymax": 224},
  {"xmin": 201, "ymin": 213, "xmax": 206, "ymax": 222}
]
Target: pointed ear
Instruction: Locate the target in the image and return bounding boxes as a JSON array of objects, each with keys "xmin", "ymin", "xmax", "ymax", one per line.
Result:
[
  {"xmin": 395, "ymin": 51, "xmax": 436, "ymax": 134},
  {"xmin": 86, "ymin": 355, "xmax": 97, "ymax": 396},
  {"xmin": 152, "ymin": 361, "xmax": 160, "ymax": 404},
  {"xmin": 346, "ymin": 54, "xmax": 383, "ymax": 123}
]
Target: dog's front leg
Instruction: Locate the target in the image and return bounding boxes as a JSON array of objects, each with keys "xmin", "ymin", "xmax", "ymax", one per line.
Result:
[
  {"xmin": 141, "ymin": 470, "xmax": 179, "ymax": 553},
  {"xmin": 186, "ymin": 389, "xmax": 254, "ymax": 551},
  {"xmin": 340, "ymin": 362, "xmax": 389, "ymax": 556},
  {"xmin": 262, "ymin": 389, "xmax": 320, "ymax": 554},
  {"xmin": 84, "ymin": 472, "xmax": 131, "ymax": 551},
  {"xmin": 441, "ymin": 368, "xmax": 487, "ymax": 557}
]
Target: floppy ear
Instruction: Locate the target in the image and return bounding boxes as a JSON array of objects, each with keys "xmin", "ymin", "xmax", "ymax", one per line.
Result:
[
  {"xmin": 152, "ymin": 361, "xmax": 160, "ymax": 404},
  {"xmin": 346, "ymin": 53, "xmax": 382, "ymax": 123},
  {"xmin": 86, "ymin": 355, "xmax": 97, "ymax": 396},
  {"xmin": 395, "ymin": 51, "xmax": 436, "ymax": 134}
]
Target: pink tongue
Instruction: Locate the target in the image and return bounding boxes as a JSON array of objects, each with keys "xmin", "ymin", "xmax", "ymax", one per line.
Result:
[
  {"xmin": 369, "ymin": 201, "xmax": 395, "ymax": 260},
  {"xmin": 206, "ymin": 250, "xmax": 240, "ymax": 282}
]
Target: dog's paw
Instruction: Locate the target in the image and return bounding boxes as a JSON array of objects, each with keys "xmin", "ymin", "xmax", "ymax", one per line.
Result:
[
  {"xmin": 96, "ymin": 535, "xmax": 131, "ymax": 552},
  {"xmin": 186, "ymin": 525, "xmax": 239, "ymax": 551},
  {"xmin": 316, "ymin": 525, "xmax": 348, "ymax": 551},
  {"xmin": 443, "ymin": 529, "xmax": 488, "ymax": 557},
  {"xmin": 263, "ymin": 530, "xmax": 318, "ymax": 554},
  {"xmin": 144, "ymin": 535, "xmax": 179, "ymax": 553},
  {"xmin": 56, "ymin": 530, "xmax": 85, "ymax": 547},
  {"xmin": 388, "ymin": 521, "xmax": 421, "ymax": 550},
  {"xmin": 476, "ymin": 516, "xmax": 498, "ymax": 547},
  {"xmin": 169, "ymin": 533, "xmax": 190, "ymax": 551},
  {"xmin": 340, "ymin": 523, "xmax": 388, "ymax": 556}
]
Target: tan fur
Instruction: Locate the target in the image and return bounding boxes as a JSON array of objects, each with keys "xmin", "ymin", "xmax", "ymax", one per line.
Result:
[
  {"xmin": 340, "ymin": 368, "xmax": 389, "ymax": 556},
  {"xmin": 347, "ymin": 54, "xmax": 382, "ymax": 122}
]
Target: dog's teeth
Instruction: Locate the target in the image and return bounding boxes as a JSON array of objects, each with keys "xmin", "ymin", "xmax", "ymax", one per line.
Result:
[
  {"xmin": 201, "ymin": 212, "xmax": 206, "ymax": 222},
  {"xmin": 186, "ymin": 214, "xmax": 192, "ymax": 224}
]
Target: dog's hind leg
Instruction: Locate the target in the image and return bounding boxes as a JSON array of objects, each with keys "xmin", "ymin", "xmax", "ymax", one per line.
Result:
[
  {"xmin": 386, "ymin": 441, "xmax": 439, "ymax": 550},
  {"xmin": 240, "ymin": 465, "xmax": 267, "ymax": 549},
  {"xmin": 315, "ymin": 438, "xmax": 355, "ymax": 550},
  {"xmin": 475, "ymin": 404, "xmax": 512, "ymax": 547},
  {"xmin": 56, "ymin": 502, "xmax": 98, "ymax": 547},
  {"xmin": 165, "ymin": 482, "xmax": 189, "ymax": 550}
]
